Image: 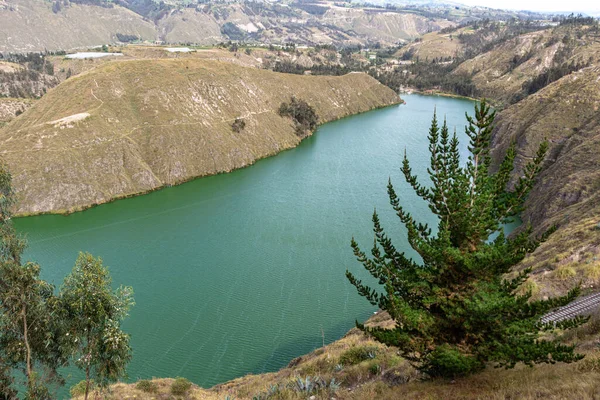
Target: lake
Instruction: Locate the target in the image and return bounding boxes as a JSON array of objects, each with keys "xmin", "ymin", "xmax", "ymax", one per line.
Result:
[{"xmin": 15, "ymin": 94, "xmax": 476, "ymax": 398}]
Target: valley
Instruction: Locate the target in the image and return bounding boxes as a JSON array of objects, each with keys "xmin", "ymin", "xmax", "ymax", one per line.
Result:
[{"xmin": 0, "ymin": 2, "xmax": 599, "ymax": 400}]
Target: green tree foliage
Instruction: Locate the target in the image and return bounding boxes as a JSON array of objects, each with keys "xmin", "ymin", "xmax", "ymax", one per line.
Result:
[
  {"xmin": 0, "ymin": 163, "xmax": 67, "ymax": 399},
  {"xmin": 372, "ymin": 63, "xmax": 478, "ymax": 98},
  {"xmin": 278, "ymin": 97, "xmax": 318, "ymax": 137},
  {"xmin": 346, "ymin": 101, "xmax": 587, "ymax": 378},
  {"xmin": 59, "ymin": 253, "xmax": 134, "ymax": 400},
  {"xmin": 0, "ymin": 162, "xmax": 134, "ymax": 399}
]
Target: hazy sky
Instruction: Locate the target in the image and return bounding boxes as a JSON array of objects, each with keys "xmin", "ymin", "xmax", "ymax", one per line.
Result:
[{"xmin": 457, "ymin": 0, "xmax": 600, "ymax": 13}]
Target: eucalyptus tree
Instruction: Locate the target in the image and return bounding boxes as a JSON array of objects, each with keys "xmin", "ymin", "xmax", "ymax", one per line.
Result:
[
  {"xmin": 59, "ymin": 253, "xmax": 134, "ymax": 400},
  {"xmin": 0, "ymin": 163, "xmax": 67, "ymax": 399},
  {"xmin": 346, "ymin": 101, "xmax": 586, "ymax": 377}
]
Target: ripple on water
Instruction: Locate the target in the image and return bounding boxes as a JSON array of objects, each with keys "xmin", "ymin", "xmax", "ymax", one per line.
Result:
[{"xmin": 16, "ymin": 94, "xmax": 477, "ymax": 397}]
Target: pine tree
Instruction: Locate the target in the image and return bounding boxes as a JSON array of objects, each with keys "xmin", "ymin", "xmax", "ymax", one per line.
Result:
[{"xmin": 346, "ymin": 101, "xmax": 587, "ymax": 378}]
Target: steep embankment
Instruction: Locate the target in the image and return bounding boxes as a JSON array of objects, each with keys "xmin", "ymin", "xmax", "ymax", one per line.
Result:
[
  {"xmin": 454, "ymin": 25, "xmax": 600, "ymax": 105},
  {"xmin": 0, "ymin": 59, "xmax": 399, "ymax": 215},
  {"xmin": 491, "ymin": 65, "xmax": 600, "ymax": 298}
]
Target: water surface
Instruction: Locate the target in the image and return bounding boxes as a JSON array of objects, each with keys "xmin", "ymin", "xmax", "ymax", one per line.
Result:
[{"xmin": 16, "ymin": 94, "xmax": 476, "ymax": 397}]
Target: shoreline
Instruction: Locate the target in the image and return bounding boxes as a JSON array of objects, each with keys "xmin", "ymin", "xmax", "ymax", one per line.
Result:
[{"xmin": 14, "ymin": 100, "xmax": 402, "ymax": 219}]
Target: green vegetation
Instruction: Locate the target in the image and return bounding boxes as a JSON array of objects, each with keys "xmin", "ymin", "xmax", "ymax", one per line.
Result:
[
  {"xmin": 338, "ymin": 345, "xmax": 378, "ymax": 366},
  {"xmin": 0, "ymin": 162, "xmax": 133, "ymax": 399},
  {"xmin": 373, "ymin": 62, "xmax": 478, "ymax": 97},
  {"xmin": 346, "ymin": 101, "xmax": 586, "ymax": 377},
  {"xmin": 171, "ymin": 377, "xmax": 192, "ymax": 396},
  {"xmin": 231, "ymin": 117, "xmax": 246, "ymax": 133},
  {"xmin": 278, "ymin": 97, "xmax": 319, "ymax": 137},
  {"xmin": 136, "ymin": 379, "xmax": 158, "ymax": 393},
  {"xmin": 0, "ymin": 161, "xmax": 66, "ymax": 398},
  {"xmin": 59, "ymin": 253, "xmax": 134, "ymax": 400}
]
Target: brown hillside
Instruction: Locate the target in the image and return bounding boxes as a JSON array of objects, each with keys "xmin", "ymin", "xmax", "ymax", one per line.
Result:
[
  {"xmin": 0, "ymin": 59, "xmax": 399, "ymax": 215},
  {"xmin": 455, "ymin": 25, "xmax": 600, "ymax": 105},
  {"xmin": 0, "ymin": 0, "xmax": 156, "ymax": 52},
  {"xmin": 491, "ymin": 65, "xmax": 600, "ymax": 298}
]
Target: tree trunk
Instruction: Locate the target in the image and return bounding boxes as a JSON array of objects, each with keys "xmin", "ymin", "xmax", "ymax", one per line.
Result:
[
  {"xmin": 84, "ymin": 362, "xmax": 90, "ymax": 400},
  {"xmin": 22, "ymin": 300, "xmax": 32, "ymax": 382},
  {"xmin": 84, "ymin": 330, "xmax": 92, "ymax": 400}
]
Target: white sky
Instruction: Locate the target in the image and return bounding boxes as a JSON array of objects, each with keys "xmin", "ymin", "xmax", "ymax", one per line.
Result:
[{"xmin": 457, "ymin": 0, "xmax": 600, "ymax": 13}]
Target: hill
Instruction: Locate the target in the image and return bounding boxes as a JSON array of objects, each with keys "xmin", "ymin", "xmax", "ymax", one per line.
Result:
[
  {"xmin": 0, "ymin": 0, "xmax": 156, "ymax": 52},
  {"xmin": 0, "ymin": 0, "xmax": 453, "ymax": 52},
  {"xmin": 0, "ymin": 58, "xmax": 399, "ymax": 215},
  {"xmin": 491, "ymin": 65, "xmax": 600, "ymax": 299},
  {"xmin": 454, "ymin": 24, "xmax": 600, "ymax": 105}
]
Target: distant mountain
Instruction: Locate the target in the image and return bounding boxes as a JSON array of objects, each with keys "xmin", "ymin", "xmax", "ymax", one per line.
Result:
[{"xmin": 0, "ymin": 0, "xmax": 454, "ymax": 52}]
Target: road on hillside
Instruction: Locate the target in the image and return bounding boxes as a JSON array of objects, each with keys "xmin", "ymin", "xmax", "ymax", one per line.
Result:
[{"xmin": 541, "ymin": 292, "xmax": 600, "ymax": 324}]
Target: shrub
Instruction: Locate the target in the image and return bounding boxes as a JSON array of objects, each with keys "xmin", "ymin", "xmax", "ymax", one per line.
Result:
[
  {"xmin": 577, "ymin": 355, "xmax": 600, "ymax": 372},
  {"xmin": 555, "ymin": 265, "xmax": 577, "ymax": 280},
  {"xmin": 585, "ymin": 263, "xmax": 600, "ymax": 280},
  {"xmin": 70, "ymin": 380, "xmax": 95, "ymax": 397},
  {"xmin": 423, "ymin": 344, "xmax": 483, "ymax": 378},
  {"xmin": 369, "ymin": 363, "xmax": 382, "ymax": 375},
  {"xmin": 339, "ymin": 346, "xmax": 378, "ymax": 366},
  {"xmin": 136, "ymin": 379, "xmax": 158, "ymax": 393},
  {"xmin": 171, "ymin": 377, "xmax": 192, "ymax": 396},
  {"xmin": 232, "ymin": 117, "xmax": 246, "ymax": 133},
  {"xmin": 278, "ymin": 97, "xmax": 318, "ymax": 137}
]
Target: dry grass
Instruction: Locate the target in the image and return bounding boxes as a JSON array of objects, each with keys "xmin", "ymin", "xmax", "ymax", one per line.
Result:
[
  {"xmin": 73, "ymin": 311, "xmax": 600, "ymax": 400},
  {"xmin": 0, "ymin": 98, "xmax": 34, "ymax": 124},
  {"xmin": 397, "ymin": 31, "xmax": 463, "ymax": 61}
]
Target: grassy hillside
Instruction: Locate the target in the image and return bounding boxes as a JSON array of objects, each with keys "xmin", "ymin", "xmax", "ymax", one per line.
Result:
[
  {"xmin": 320, "ymin": 6, "xmax": 453, "ymax": 43},
  {"xmin": 395, "ymin": 30, "xmax": 463, "ymax": 61},
  {"xmin": 0, "ymin": 58, "xmax": 399, "ymax": 215},
  {"xmin": 73, "ymin": 311, "xmax": 600, "ymax": 399},
  {"xmin": 491, "ymin": 65, "xmax": 600, "ymax": 298},
  {"xmin": 454, "ymin": 24, "xmax": 600, "ymax": 105},
  {"xmin": 0, "ymin": 0, "xmax": 156, "ymax": 52}
]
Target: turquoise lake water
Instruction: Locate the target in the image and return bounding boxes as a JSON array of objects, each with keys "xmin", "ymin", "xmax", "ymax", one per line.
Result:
[{"xmin": 15, "ymin": 94, "xmax": 477, "ymax": 397}]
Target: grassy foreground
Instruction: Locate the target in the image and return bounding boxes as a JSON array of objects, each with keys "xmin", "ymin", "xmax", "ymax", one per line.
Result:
[{"xmin": 73, "ymin": 311, "xmax": 600, "ymax": 400}]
